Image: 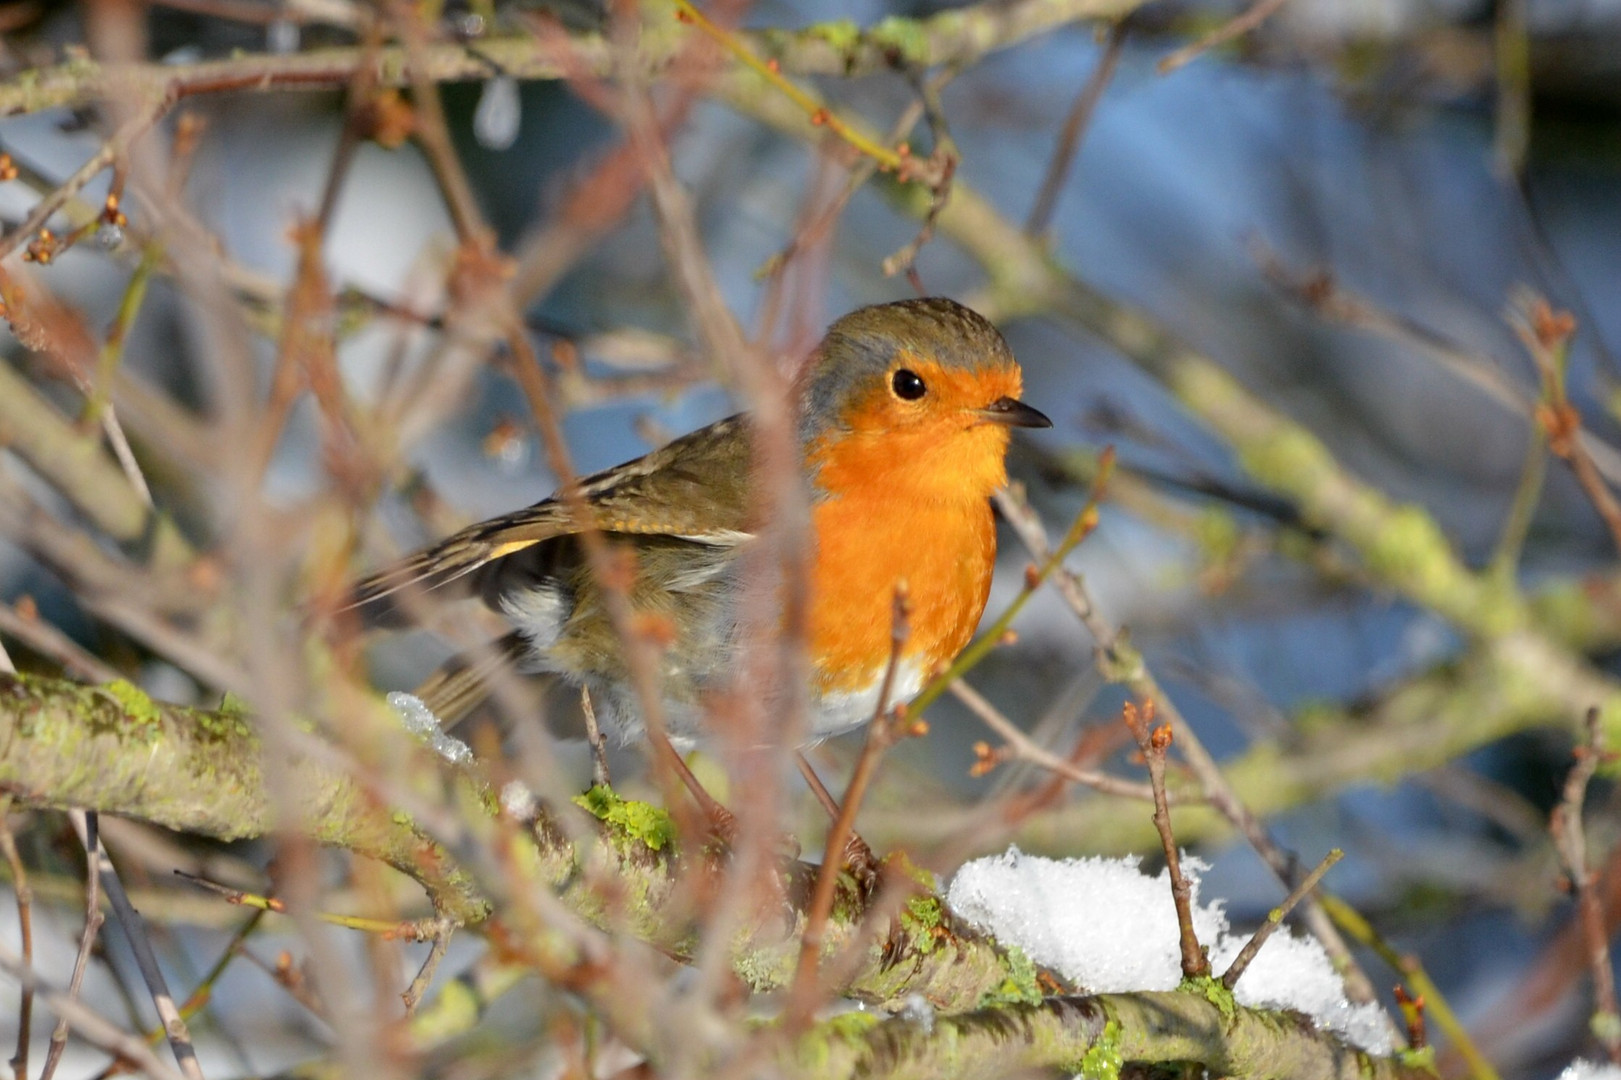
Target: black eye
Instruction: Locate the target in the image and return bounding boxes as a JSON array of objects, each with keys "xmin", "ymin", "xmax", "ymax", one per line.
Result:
[{"xmin": 891, "ymin": 368, "xmax": 926, "ymax": 401}]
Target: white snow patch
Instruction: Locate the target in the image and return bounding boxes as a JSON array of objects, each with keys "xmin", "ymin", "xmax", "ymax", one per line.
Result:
[
  {"xmin": 1560, "ymin": 1062, "xmax": 1621, "ymax": 1080},
  {"xmin": 947, "ymin": 846, "xmax": 1393, "ymax": 1054}
]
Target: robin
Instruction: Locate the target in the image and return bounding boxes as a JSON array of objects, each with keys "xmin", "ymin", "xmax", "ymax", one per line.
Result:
[{"xmin": 345, "ymin": 297, "xmax": 1049, "ymax": 758}]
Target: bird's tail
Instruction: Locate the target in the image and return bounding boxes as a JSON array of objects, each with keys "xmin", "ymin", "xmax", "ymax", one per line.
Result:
[{"xmin": 411, "ymin": 630, "xmax": 531, "ymax": 725}]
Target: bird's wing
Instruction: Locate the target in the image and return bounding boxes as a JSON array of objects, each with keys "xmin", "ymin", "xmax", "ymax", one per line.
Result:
[{"xmin": 342, "ymin": 414, "xmax": 755, "ymax": 621}]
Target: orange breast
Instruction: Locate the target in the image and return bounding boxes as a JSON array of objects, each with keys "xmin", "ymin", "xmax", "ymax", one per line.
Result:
[
  {"xmin": 804, "ymin": 424, "xmax": 1008, "ymax": 699},
  {"xmin": 808, "ymin": 491, "xmax": 994, "ymax": 697}
]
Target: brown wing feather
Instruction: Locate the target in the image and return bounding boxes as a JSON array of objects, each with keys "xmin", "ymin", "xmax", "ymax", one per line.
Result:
[{"xmin": 342, "ymin": 414, "xmax": 755, "ymax": 625}]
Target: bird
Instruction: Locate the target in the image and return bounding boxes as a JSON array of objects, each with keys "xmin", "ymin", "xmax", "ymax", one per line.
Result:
[{"xmin": 343, "ymin": 297, "xmax": 1049, "ymax": 754}]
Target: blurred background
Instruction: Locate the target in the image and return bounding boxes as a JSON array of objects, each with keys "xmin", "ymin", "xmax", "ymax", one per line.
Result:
[{"xmin": 0, "ymin": 0, "xmax": 1619, "ymax": 1075}]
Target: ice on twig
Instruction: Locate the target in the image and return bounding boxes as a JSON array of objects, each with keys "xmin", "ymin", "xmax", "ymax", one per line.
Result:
[
  {"xmin": 387, "ymin": 692, "xmax": 473, "ymax": 765},
  {"xmin": 501, "ymin": 780, "xmax": 539, "ymax": 823}
]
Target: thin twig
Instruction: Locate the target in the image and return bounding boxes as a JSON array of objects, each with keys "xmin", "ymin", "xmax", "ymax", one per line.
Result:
[
  {"xmin": 71, "ymin": 812, "xmax": 206, "ymax": 1080},
  {"xmin": 671, "ymin": 1, "xmax": 941, "ymax": 184},
  {"xmin": 171, "ymin": 909, "xmax": 265, "ymax": 1026},
  {"xmin": 788, "ymin": 587, "xmax": 913, "ymax": 1023},
  {"xmin": 1157, "ymin": 0, "xmax": 1292, "ymax": 74},
  {"xmin": 1487, "ymin": 393, "xmax": 1548, "ymax": 585},
  {"xmin": 1220, "ymin": 848, "xmax": 1343, "ymax": 990},
  {"xmin": 1510, "ymin": 294, "xmax": 1621, "ymax": 557},
  {"xmin": 1321, "ymin": 895, "xmax": 1502, "ymax": 1080},
  {"xmin": 0, "ymin": 938, "xmax": 184, "ymax": 1080},
  {"xmin": 1025, "ymin": 23, "xmax": 1126, "ymax": 236},
  {"xmin": 173, "ymin": 871, "xmax": 443, "ymax": 937},
  {"xmin": 993, "ymin": 482, "xmax": 1395, "ymax": 1023},
  {"xmin": 1123, "ymin": 702, "xmax": 1207, "ymax": 979},
  {"xmin": 579, "ymin": 688, "xmax": 612, "ymax": 790},
  {"xmin": 1551, "ymin": 706, "xmax": 1620, "ymax": 1063},
  {"xmin": 0, "ymin": 97, "xmax": 167, "ymax": 261},
  {"xmin": 401, "ymin": 919, "xmax": 455, "ymax": 1015},
  {"xmin": 0, "ymin": 810, "xmax": 33, "ymax": 1080},
  {"xmin": 39, "ymin": 814, "xmax": 102, "ymax": 1080},
  {"xmin": 948, "ymin": 678, "xmax": 1158, "ymax": 801},
  {"xmin": 1493, "ymin": 0, "xmax": 1530, "ymax": 177},
  {"xmin": 1254, "ymin": 244, "xmax": 1621, "ymax": 488},
  {"xmin": 794, "ymin": 753, "xmax": 844, "ymax": 821},
  {"xmin": 881, "ymin": 69, "xmax": 960, "ymax": 280}
]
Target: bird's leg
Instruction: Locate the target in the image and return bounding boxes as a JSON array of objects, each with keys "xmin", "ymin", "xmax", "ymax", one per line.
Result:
[
  {"xmin": 648, "ymin": 728, "xmax": 737, "ymax": 842},
  {"xmin": 795, "ymin": 752, "xmax": 880, "ymax": 897},
  {"xmin": 579, "ymin": 687, "xmax": 612, "ymax": 789}
]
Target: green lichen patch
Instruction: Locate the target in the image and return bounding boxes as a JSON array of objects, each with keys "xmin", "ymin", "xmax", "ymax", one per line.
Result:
[
  {"xmin": 980, "ymin": 945, "xmax": 1041, "ymax": 1007},
  {"xmin": 790, "ymin": 1008, "xmax": 882, "ymax": 1075},
  {"xmin": 101, "ymin": 679, "xmax": 162, "ymax": 736},
  {"xmin": 822, "ymin": 1009, "xmax": 881, "ymax": 1039},
  {"xmin": 1195, "ymin": 506, "xmax": 1241, "ymax": 566},
  {"xmin": 729, "ymin": 934, "xmax": 797, "ymax": 993},
  {"xmin": 868, "ymin": 16, "xmax": 931, "ymax": 66},
  {"xmin": 196, "ymin": 692, "xmax": 255, "ymax": 740},
  {"xmin": 1074, "ymin": 1016, "xmax": 1123, "ymax": 1080},
  {"xmin": 807, "ymin": 18, "xmax": 862, "ymax": 55},
  {"xmin": 573, "ymin": 786, "xmax": 675, "ymax": 852},
  {"xmin": 1396, "ymin": 1045, "xmax": 1437, "ymax": 1073},
  {"xmin": 899, "ymin": 894, "xmax": 943, "ymax": 954},
  {"xmin": 884, "ymin": 849, "xmax": 939, "ymax": 893},
  {"xmin": 1179, "ymin": 974, "xmax": 1236, "ymax": 1023}
]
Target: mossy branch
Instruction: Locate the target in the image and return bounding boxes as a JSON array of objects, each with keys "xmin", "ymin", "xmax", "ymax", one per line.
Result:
[
  {"xmin": 0, "ymin": 0, "xmax": 1141, "ymax": 120},
  {"xmin": 0, "ymin": 674, "xmax": 1430, "ymax": 1076},
  {"xmin": 792, "ymin": 992, "xmax": 1429, "ymax": 1080},
  {"xmin": 0, "ymin": 672, "xmax": 489, "ymax": 922},
  {"xmin": 0, "ymin": 673, "xmax": 1029, "ymax": 1012}
]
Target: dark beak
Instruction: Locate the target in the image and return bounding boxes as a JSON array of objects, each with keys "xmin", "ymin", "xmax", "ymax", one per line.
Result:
[{"xmin": 977, "ymin": 396, "xmax": 1052, "ymax": 429}]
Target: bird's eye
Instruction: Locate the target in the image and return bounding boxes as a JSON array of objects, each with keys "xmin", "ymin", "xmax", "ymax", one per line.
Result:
[{"xmin": 891, "ymin": 368, "xmax": 926, "ymax": 401}]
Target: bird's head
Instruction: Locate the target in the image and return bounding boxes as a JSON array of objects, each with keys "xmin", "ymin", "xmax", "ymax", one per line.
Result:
[{"xmin": 797, "ymin": 298, "xmax": 1050, "ymax": 500}]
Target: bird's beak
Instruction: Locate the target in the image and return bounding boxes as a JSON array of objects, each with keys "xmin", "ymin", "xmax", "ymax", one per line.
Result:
[{"xmin": 976, "ymin": 396, "xmax": 1052, "ymax": 429}]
